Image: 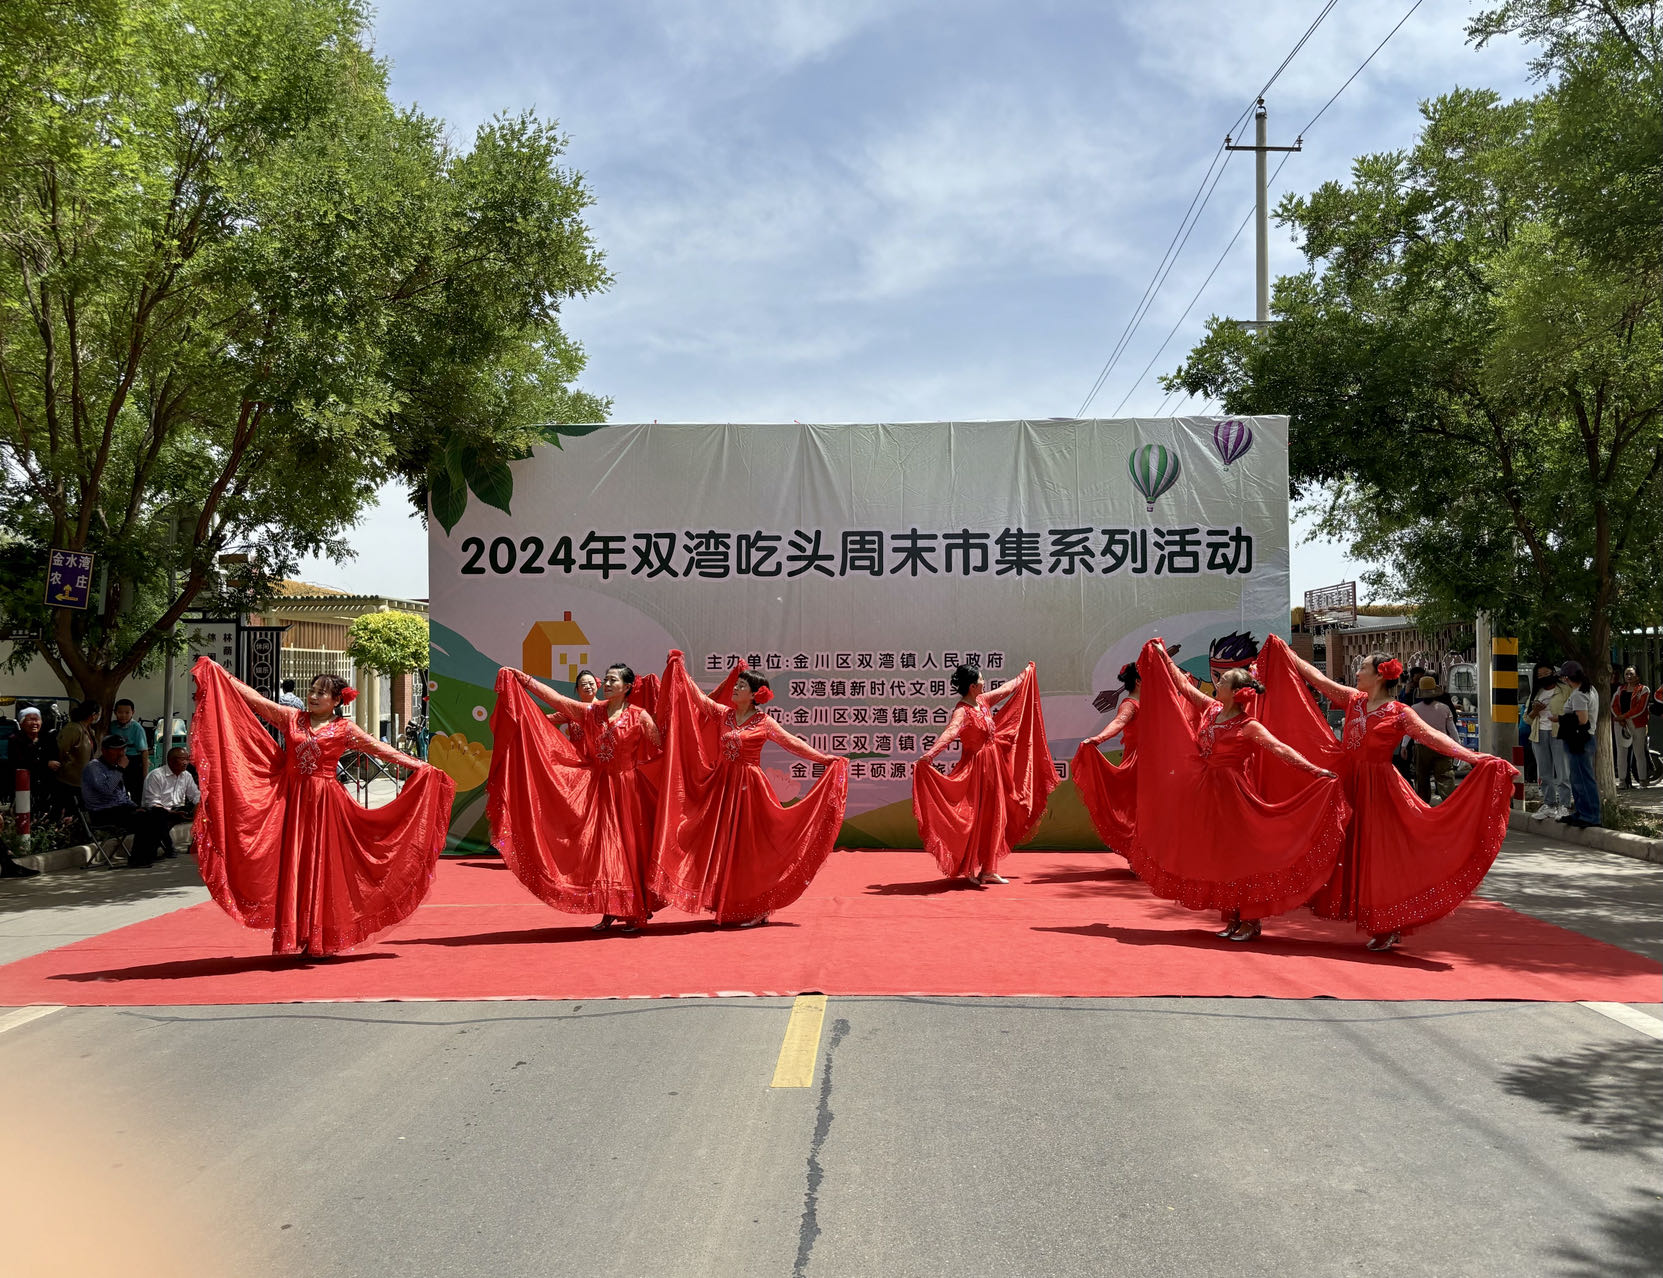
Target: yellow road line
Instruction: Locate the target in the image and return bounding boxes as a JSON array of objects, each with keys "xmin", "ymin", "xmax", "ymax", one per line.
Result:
[{"xmin": 770, "ymin": 994, "xmax": 827, "ymax": 1088}]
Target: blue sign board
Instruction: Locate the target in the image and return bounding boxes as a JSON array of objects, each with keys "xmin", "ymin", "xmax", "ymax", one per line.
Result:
[{"xmin": 45, "ymin": 549, "xmax": 95, "ymax": 609}]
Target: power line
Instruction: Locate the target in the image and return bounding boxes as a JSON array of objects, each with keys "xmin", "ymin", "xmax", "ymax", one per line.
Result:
[
  {"xmin": 1101, "ymin": 0, "xmax": 1428, "ymax": 416},
  {"xmin": 1077, "ymin": 0, "xmax": 1343, "ymax": 416}
]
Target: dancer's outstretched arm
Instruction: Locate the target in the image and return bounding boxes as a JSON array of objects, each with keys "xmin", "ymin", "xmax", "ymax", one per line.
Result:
[
  {"xmin": 220, "ymin": 669, "xmax": 290, "ymax": 727},
  {"xmin": 763, "ymin": 718, "xmax": 841, "ymax": 765},
  {"xmin": 1242, "ymin": 721, "xmax": 1336, "ymax": 778},
  {"xmin": 920, "ymin": 706, "xmax": 968, "ymax": 765},
  {"xmin": 978, "ymin": 662, "xmax": 1033, "ymax": 707},
  {"xmin": 1159, "ymin": 644, "xmax": 1215, "ymax": 713},
  {"xmin": 346, "ymin": 722, "xmax": 427, "ymax": 772},
  {"xmin": 1083, "ymin": 699, "xmax": 1137, "ymax": 747},
  {"xmin": 506, "ymin": 667, "xmax": 587, "ymax": 721},
  {"xmin": 1400, "ymin": 705, "xmax": 1502, "ymax": 769},
  {"xmin": 1285, "ymin": 648, "xmax": 1355, "ymax": 707}
]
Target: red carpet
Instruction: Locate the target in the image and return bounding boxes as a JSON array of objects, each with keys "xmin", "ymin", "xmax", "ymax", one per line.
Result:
[{"xmin": 0, "ymin": 852, "xmax": 1657, "ymax": 1006}]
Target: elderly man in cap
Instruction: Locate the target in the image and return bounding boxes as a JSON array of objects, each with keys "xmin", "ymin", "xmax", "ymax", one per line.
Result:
[
  {"xmin": 1407, "ymin": 674, "xmax": 1460, "ymax": 803},
  {"xmin": 82, "ymin": 735, "xmax": 179, "ymax": 867}
]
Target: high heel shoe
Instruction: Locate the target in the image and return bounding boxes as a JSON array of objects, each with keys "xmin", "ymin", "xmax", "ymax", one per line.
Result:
[
  {"xmin": 1365, "ymin": 931, "xmax": 1400, "ymax": 952},
  {"xmin": 1227, "ymin": 919, "xmax": 1261, "ymax": 943},
  {"xmin": 591, "ymin": 915, "xmax": 617, "ymax": 932},
  {"xmin": 1216, "ymin": 912, "xmax": 1241, "ymax": 938}
]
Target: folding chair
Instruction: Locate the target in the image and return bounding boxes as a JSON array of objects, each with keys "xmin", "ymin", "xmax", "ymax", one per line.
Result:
[{"xmin": 76, "ymin": 798, "xmax": 133, "ymax": 869}]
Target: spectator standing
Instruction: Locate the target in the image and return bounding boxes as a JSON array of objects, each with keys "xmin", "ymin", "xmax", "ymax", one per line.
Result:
[
  {"xmin": 1408, "ymin": 675, "xmax": 1460, "ymax": 802},
  {"xmin": 278, "ymin": 679, "xmax": 306, "ymax": 711},
  {"xmin": 109, "ymin": 697, "xmax": 150, "ymax": 801},
  {"xmin": 1556, "ymin": 662, "xmax": 1601, "ymax": 828},
  {"xmin": 142, "ymin": 745, "xmax": 200, "ymax": 855},
  {"xmin": 1610, "ymin": 667, "xmax": 1651, "ymax": 788},
  {"xmin": 82, "ymin": 735, "xmax": 178, "ymax": 867},
  {"xmin": 55, "ymin": 700, "xmax": 100, "ymax": 810},
  {"xmin": 1526, "ymin": 665, "xmax": 1572, "ymax": 820}
]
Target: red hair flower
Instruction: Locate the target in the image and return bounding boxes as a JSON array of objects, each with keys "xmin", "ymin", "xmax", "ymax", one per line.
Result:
[
  {"xmin": 753, "ymin": 686, "xmax": 774, "ymax": 705},
  {"xmin": 1232, "ymin": 686, "xmax": 1256, "ymax": 707},
  {"xmin": 1377, "ymin": 658, "xmax": 1403, "ymax": 681},
  {"xmin": 339, "ymin": 686, "xmax": 359, "ymax": 705}
]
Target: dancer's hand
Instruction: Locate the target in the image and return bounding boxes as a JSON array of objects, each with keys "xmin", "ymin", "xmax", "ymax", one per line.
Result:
[{"xmin": 1316, "ymin": 769, "xmax": 1336, "ymax": 780}]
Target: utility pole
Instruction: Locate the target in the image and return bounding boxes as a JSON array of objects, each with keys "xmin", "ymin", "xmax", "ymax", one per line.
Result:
[{"xmin": 1225, "ymin": 99, "xmax": 1302, "ymax": 326}]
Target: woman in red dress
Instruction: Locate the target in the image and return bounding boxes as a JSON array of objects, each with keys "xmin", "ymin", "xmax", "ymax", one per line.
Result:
[
  {"xmin": 913, "ymin": 662, "xmax": 1057, "ymax": 885},
  {"xmin": 651, "ymin": 653, "xmax": 848, "ymax": 927},
  {"xmin": 1072, "ymin": 661, "xmax": 1143, "ymax": 856},
  {"xmin": 190, "ymin": 658, "xmax": 455, "ymax": 956},
  {"xmin": 1256, "ymin": 637, "xmax": 1517, "ymax": 950},
  {"xmin": 488, "ymin": 662, "xmax": 664, "ymax": 932},
  {"xmin": 1129, "ymin": 639, "xmax": 1348, "ymax": 941},
  {"xmin": 563, "ymin": 669, "xmax": 598, "ymax": 758}
]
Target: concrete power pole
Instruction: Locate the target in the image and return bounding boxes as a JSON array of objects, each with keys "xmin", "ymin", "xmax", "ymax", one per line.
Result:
[{"xmin": 1226, "ymin": 99, "xmax": 1302, "ymax": 326}]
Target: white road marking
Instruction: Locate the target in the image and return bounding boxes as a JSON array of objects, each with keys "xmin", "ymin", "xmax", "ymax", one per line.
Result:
[
  {"xmin": 1579, "ymin": 1001, "xmax": 1663, "ymax": 1040},
  {"xmin": 0, "ymin": 1005, "xmax": 65, "ymax": 1036}
]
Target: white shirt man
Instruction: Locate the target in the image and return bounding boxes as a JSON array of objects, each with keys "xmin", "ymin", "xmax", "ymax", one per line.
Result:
[{"xmin": 142, "ymin": 749, "xmax": 201, "ymax": 813}]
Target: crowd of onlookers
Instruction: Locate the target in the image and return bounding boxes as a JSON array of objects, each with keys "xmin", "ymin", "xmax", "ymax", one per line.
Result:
[
  {"xmin": 1525, "ymin": 661, "xmax": 1659, "ymax": 830},
  {"xmin": 0, "ymin": 699, "xmax": 197, "ymax": 876}
]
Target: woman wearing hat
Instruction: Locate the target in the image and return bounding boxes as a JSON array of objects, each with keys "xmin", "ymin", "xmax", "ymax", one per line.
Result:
[{"xmin": 1254, "ymin": 636, "xmax": 1518, "ymax": 951}]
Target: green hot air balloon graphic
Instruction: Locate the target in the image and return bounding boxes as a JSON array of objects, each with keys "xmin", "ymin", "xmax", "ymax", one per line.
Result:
[{"xmin": 1127, "ymin": 443, "xmax": 1181, "ymax": 512}]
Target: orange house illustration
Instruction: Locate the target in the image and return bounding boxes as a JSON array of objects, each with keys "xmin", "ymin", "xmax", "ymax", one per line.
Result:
[{"xmin": 523, "ymin": 612, "xmax": 592, "ymax": 685}]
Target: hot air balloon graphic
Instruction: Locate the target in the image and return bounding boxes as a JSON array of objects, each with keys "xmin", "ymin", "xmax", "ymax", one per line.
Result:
[
  {"xmin": 1127, "ymin": 443, "xmax": 1181, "ymax": 512},
  {"xmin": 1212, "ymin": 418, "xmax": 1254, "ymax": 467}
]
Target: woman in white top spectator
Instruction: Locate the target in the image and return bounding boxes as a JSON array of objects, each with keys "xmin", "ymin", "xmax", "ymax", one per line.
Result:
[
  {"xmin": 1555, "ymin": 661, "xmax": 1600, "ymax": 828},
  {"xmin": 1526, "ymin": 664, "xmax": 1572, "ymax": 820}
]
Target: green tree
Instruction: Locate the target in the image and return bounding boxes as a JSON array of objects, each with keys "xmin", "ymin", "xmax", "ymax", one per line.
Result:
[
  {"xmin": 345, "ymin": 610, "xmax": 429, "ymax": 677},
  {"xmin": 1164, "ymin": 1, "xmax": 1662, "ymax": 799},
  {"xmin": 0, "ymin": 0, "xmax": 609, "ymax": 709}
]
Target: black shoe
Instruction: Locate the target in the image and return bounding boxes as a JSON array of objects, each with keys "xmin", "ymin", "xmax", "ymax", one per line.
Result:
[{"xmin": 1563, "ymin": 818, "xmax": 1592, "ymax": 828}]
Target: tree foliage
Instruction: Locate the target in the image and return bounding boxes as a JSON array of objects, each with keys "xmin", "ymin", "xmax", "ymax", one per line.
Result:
[
  {"xmin": 1165, "ymin": 1, "xmax": 1662, "ymax": 678},
  {"xmin": 0, "ymin": 0, "xmax": 609, "ymax": 706},
  {"xmin": 345, "ymin": 610, "xmax": 429, "ymax": 676}
]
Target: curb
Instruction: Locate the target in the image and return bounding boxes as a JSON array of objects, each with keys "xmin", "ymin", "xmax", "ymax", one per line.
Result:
[
  {"xmin": 14, "ymin": 843, "xmax": 96, "ymax": 874},
  {"xmin": 1509, "ymin": 808, "xmax": 1663, "ymax": 864}
]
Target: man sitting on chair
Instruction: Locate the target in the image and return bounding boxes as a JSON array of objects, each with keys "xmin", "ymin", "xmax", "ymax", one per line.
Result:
[
  {"xmin": 83, "ymin": 735, "xmax": 179, "ymax": 868},
  {"xmin": 142, "ymin": 746, "xmax": 200, "ymax": 855}
]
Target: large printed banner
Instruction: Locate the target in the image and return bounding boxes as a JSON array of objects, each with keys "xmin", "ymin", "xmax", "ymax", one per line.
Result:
[{"xmin": 428, "ymin": 417, "xmax": 1290, "ymax": 851}]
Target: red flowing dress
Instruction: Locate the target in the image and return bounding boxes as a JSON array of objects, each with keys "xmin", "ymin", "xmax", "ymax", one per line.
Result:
[
  {"xmin": 650, "ymin": 653, "xmax": 849, "ymax": 922},
  {"xmin": 1072, "ymin": 698, "xmax": 1140, "ymax": 854},
  {"xmin": 1256, "ymin": 636, "xmax": 1515, "ymax": 935},
  {"xmin": 912, "ymin": 665, "xmax": 1058, "ymax": 878},
  {"xmin": 190, "ymin": 658, "xmax": 454, "ymax": 955},
  {"xmin": 1128, "ymin": 641, "xmax": 1350, "ymax": 919},
  {"xmin": 486, "ymin": 670, "xmax": 664, "ymax": 923}
]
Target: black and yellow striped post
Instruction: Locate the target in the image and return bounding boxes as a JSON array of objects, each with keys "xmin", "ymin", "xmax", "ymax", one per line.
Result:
[{"xmin": 1491, "ymin": 637, "xmax": 1523, "ymax": 798}]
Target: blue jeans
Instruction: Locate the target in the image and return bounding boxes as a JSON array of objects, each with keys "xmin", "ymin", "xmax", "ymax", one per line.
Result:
[
  {"xmin": 1531, "ymin": 735, "xmax": 1571, "ymax": 808},
  {"xmin": 1566, "ymin": 749, "xmax": 1600, "ymax": 825}
]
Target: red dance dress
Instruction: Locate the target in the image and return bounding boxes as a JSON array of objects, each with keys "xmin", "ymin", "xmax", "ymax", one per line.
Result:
[
  {"xmin": 912, "ymin": 665, "xmax": 1058, "ymax": 878},
  {"xmin": 1256, "ymin": 636, "xmax": 1515, "ymax": 935},
  {"xmin": 650, "ymin": 653, "xmax": 849, "ymax": 922},
  {"xmin": 486, "ymin": 670, "xmax": 665, "ymax": 924},
  {"xmin": 189, "ymin": 658, "xmax": 454, "ymax": 955},
  {"xmin": 1127, "ymin": 641, "xmax": 1349, "ymax": 919},
  {"xmin": 1072, "ymin": 698, "xmax": 1140, "ymax": 854}
]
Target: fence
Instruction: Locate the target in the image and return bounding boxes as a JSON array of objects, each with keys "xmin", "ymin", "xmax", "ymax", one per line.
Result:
[{"xmin": 282, "ymin": 648, "xmax": 356, "ymax": 691}]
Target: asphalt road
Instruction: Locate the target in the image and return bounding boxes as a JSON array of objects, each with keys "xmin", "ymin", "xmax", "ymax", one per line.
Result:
[{"xmin": 2, "ymin": 828, "xmax": 1659, "ymax": 1278}]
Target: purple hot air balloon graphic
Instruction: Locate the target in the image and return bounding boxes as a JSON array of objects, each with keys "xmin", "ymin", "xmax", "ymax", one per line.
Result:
[{"xmin": 1212, "ymin": 418, "xmax": 1254, "ymax": 467}]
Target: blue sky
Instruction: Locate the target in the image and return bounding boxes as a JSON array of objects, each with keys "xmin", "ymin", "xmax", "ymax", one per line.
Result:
[{"xmin": 298, "ymin": 0, "xmax": 1535, "ymax": 604}]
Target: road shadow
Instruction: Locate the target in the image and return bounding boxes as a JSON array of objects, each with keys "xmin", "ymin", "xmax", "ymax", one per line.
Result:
[
  {"xmin": 0, "ymin": 855, "xmax": 204, "ymax": 916},
  {"xmin": 1500, "ymin": 1040, "xmax": 1663, "ymax": 1159},
  {"xmin": 1022, "ymin": 864, "xmax": 1136, "ymax": 887},
  {"xmin": 50, "ymin": 951, "xmax": 396, "ymax": 981},
  {"xmin": 864, "ymin": 878, "xmax": 993, "ymax": 896},
  {"xmin": 1033, "ymin": 922, "xmax": 1455, "ymax": 971},
  {"xmin": 1545, "ymin": 1186, "xmax": 1663, "ymax": 1277},
  {"xmin": 1483, "ymin": 845, "xmax": 1663, "ymax": 962}
]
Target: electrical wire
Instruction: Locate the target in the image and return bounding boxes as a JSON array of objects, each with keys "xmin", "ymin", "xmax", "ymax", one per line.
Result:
[
  {"xmin": 1096, "ymin": 0, "xmax": 1428, "ymax": 416},
  {"xmin": 1077, "ymin": 0, "xmax": 1343, "ymax": 416}
]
